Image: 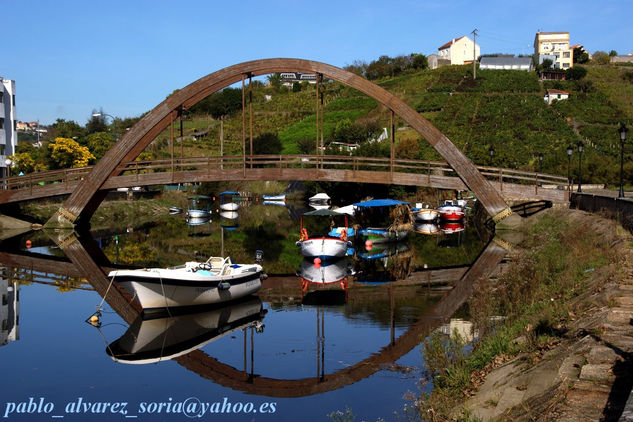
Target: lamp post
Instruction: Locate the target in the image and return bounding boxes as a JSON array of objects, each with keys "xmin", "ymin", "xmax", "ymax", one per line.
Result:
[
  {"xmin": 618, "ymin": 123, "xmax": 628, "ymax": 198},
  {"xmin": 538, "ymin": 153, "xmax": 543, "ymax": 186},
  {"xmin": 566, "ymin": 145, "xmax": 573, "ymax": 191},
  {"xmin": 577, "ymin": 141, "xmax": 584, "ymax": 193},
  {"xmin": 4, "ymin": 158, "xmax": 11, "ymax": 179},
  {"xmin": 91, "ymin": 112, "xmax": 115, "ymax": 122},
  {"xmin": 488, "ymin": 145, "xmax": 495, "ymax": 166}
]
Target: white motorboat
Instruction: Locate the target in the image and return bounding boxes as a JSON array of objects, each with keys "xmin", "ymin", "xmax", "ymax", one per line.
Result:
[
  {"xmin": 106, "ymin": 297, "xmax": 266, "ymax": 364},
  {"xmin": 296, "ymin": 209, "xmax": 351, "ymax": 259},
  {"xmin": 187, "ymin": 195, "xmax": 211, "ymax": 218},
  {"xmin": 309, "ymin": 192, "xmax": 330, "ymax": 204},
  {"xmin": 108, "ymin": 256, "xmax": 265, "ymax": 311},
  {"xmin": 412, "ymin": 203, "xmax": 439, "ymax": 222},
  {"xmin": 219, "ymin": 191, "xmax": 240, "ymax": 211}
]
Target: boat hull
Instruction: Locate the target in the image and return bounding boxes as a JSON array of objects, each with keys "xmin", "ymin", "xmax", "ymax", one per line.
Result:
[
  {"xmin": 220, "ymin": 203, "xmax": 239, "ymax": 211},
  {"xmin": 358, "ymin": 228, "xmax": 409, "ymax": 243},
  {"xmin": 109, "ymin": 267, "xmax": 263, "ymax": 311},
  {"xmin": 298, "ymin": 237, "xmax": 348, "ymax": 259},
  {"xmin": 438, "ymin": 206, "xmax": 464, "ymax": 221},
  {"xmin": 187, "ymin": 209, "xmax": 210, "ymax": 218},
  {"xmin": 413, "ymin": 209, "xmax": 439, "ymax": 222},
  {"xmin": 262, "ymin": 194, "xmax": 285, "ymax": 201}
]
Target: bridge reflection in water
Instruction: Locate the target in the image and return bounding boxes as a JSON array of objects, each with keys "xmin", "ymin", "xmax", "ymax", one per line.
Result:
[{"xmin": 0, "ymin": 228, "xmax": 507, "ymax": 399}]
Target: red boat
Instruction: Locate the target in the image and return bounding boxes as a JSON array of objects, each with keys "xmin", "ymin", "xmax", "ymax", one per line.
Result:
[{"xmin": 437, "ymin": 200, "xmax": 465, "ymax": 221}]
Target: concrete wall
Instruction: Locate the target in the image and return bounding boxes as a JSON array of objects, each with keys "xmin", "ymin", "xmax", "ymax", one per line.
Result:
[{"xmin": 570, "ymin": 193, "xmax": 633, "ymax": 232}]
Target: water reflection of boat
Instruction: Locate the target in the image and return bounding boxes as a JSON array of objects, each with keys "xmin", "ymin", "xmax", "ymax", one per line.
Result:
[
  {"xmin": 414, "ymin": 222, "xmax": 440, "ymax": 236},
  {"xmin": 263, "ymin": 200, "xmax": 286, "ymax": 207},
  {"xmin": 354, "ymin": 199, "xmax": 412, "ymax": 243},
  {"xmin": 108, "ymin": 256, "xmax": 265, "ymax": 311},
  {"xmin": 169, "ymin": 206, "xmax": 183, "ymax": 215},
  {"xmin": 440, "ymin": 220, "xmax": 465, "ymax": 234},
  {"xmin": 297, "ymin": 209, "xmax": 350, "ymax": 259},
  {"xmin": 186, "ymin": 216, "xmax": 211, "ymax": 226},
  {"xmin": 219, "ymin": 211, "xmax": 238, "ymax": 220},
  {"xmin": 262, "ymin": 194, "xmax": 285, "ymax": 202},
  {"xmin": 219, "ymin": 191, "xmax": 239, "ymax": 211},
  {"xmin": 297, "ymin": 257, "xmax": 351, "ymax": 285},
  {"xmin": 106, "ymin": 297, "xmax": 266, "ymax": 364},
  {"xmin": 357, "ymin": 241, "xmax": 409, "ymax": 260},
  {"xmin": 309, "ymin": 192, "xmax": 330, "ymax": 205},
  {"xmin": 187, "ymin": 195, "xmax": 211, "ymax": 218}
]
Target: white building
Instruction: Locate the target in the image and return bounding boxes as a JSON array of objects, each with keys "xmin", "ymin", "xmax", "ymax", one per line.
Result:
[
  {"xmin": 0, "ymin": 78, "xmax": 18, "ymax": 178},
  {"xmin": 0, "ymin": 273, "xmax": 19, "ymax": 347},
  {"xmin": 438, "ymin": 36, "xmax": 480, "ymax": 65}
]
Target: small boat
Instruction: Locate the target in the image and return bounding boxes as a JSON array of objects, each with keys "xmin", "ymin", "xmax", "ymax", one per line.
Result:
[
  {"xmin": 437, "ymin": 200, "xmax": 465, "ymax": 221},
  {"xmin": 353, "ymin": 199, "xmax": 413, "ymax": 243},
  {"xmin": 186, "ymin": 195, "xmax": 211, "ymax": 218},
  {"xmin": 309, "ymin": 192, "xmax": 330, "ymax": 204},
  {"xmin": 412, "ymin": 203, "xmax": 439, "ymax": 222},
  {"xmin": 296, "ymin": 209, "xmax": 351, "ymax": 259},
  {"xmin": 106, "ymin": 297, "xmax": 266, "ymax": 365},
  {"xmin": 219, "ymin": 191, "xmax": 240, "ymax": 211},
  {"xmin": 262, "ymin": 194, "xmax": 285, "ymax": 202},
  {"xmin": 108, "ymin": 256, "xmax": 265, "ymax": 311},
  {"xmin": 168, "ymin": 206, "xmax": 183, "ymax": 215}
]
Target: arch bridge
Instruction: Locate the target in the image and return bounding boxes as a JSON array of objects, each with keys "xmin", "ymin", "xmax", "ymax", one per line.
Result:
[{"xmin": 1, "ymin": 58, "xmax": 569, "ymax": 226}]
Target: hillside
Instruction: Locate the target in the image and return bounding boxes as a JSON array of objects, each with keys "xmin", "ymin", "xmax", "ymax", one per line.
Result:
[{"xmin": 150, "ymin": 64, "xmax": 633, "ymax": 187}]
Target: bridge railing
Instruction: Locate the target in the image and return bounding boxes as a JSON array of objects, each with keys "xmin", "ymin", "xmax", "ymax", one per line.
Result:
[{"xmin": 1, "ymin": 155, "xmax": 569, "ymax": 194}]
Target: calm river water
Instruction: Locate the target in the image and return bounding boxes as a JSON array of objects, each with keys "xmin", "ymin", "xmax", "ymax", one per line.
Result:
[{"xmin": 0, "ymin": 198, "xmax": 503, "ymax": 421}]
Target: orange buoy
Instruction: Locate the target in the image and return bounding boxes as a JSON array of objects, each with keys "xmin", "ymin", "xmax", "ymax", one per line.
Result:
[{"xmin": 25, "ymin": 240, "xmax": 32, "ymax": 248}]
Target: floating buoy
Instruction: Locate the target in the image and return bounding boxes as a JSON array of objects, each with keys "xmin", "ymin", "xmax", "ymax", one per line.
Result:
[
  {"xmin": 313, "ymin": 257, "xmax": 321, "ymax": 265},
  {"xmin": 25, "ymin": 240, "xmax": 32, "ymax": 248},
  {"xmin": 89, "ymin": 315, "xmax": 99, "ymax": 326},
  {"xmin": 365, "ymin": 240, "xmax": 373, "ymax": 248}
]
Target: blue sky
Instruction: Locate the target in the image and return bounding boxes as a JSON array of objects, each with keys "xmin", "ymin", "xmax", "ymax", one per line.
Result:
[{"xmin": 3, "ymin": 0, "xmax": 632, "ymax": 125}]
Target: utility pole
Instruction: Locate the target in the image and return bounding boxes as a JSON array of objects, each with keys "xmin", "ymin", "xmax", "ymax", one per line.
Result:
[{"xmin": 472, "ymin": 28, "xmax": 478, "ymax": 80}]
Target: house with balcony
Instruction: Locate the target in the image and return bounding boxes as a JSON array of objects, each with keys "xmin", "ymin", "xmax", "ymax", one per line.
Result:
[
  {"xmin": 0, "ymin": 78, "xmax": 18, "ymax": 178},
  {"xmin": 438, "ymin": 36, "xmax": 480, "ymax": 65},
  {"xmin": 534, "ymin": 31, "xmax": 574, "ymax": 69}
]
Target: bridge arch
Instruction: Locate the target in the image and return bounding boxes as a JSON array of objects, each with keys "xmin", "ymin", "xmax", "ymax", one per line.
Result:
[{"xmin": 49, "ymin": 58, "xmax": 511, "ymax": 227}]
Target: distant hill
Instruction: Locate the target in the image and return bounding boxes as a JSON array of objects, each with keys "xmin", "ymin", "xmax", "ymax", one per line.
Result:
[{"xmin": 160, "ymin": 64, "xmax": 632, "ymax": 186}]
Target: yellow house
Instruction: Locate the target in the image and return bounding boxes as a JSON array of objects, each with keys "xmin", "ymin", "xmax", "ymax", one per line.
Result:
[
  {"xmin": 534, "ymin": 31, "xmax": 573, "ymax": 69},
  {"xmin": 438, "ymin": 36, "xmax": 480, "ymax": 65}
]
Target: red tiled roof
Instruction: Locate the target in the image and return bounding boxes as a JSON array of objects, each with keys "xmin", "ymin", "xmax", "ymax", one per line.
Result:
[
  {"xmin": 546, "ymin": 89, "xmax": 570, "ymax": 95},
  {"xmin": 438, "ymin": 36, "xmax": 465, "ymax": 50}
]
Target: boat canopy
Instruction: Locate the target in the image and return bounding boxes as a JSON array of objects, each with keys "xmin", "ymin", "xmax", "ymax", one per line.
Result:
[
  {"xmin": 353, "ymin": 199, "xmax": 409, "ymax": 208},
  {"xmin": 309, "ymin": 193, "xmax": 330, "ymax": 201}
]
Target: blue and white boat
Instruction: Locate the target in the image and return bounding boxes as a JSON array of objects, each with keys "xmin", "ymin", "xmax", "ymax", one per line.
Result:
[{"xmin": 354, "ymin": 199, "xmax": 413, "ymax": 243}]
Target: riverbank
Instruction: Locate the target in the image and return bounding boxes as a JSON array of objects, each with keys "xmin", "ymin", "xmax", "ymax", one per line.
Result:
[{"xmin": 416, "ymin": 208, "xmax": 633, "ymax": 421}]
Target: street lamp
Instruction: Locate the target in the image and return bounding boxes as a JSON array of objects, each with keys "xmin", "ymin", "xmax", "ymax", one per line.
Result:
[
  {"xmin": 92, "ymin": 112, "xmax": 115, "ymax": 121},
  {"xmin": 618, "ymin": 123, "xmax": 628, "ymax": 198},
  {"xmin": 577, "ymin": 141, "xmax": 584, "ymax": 193},
  {"xmin": 4, "ymin": 158, "xmax": 11, "ymax": 179},
  {"xmin": 488, "ymin": 145, "xmax": 495, "ymax": 166},
  {"xmin": 566, "ymin": 145, "xmax": 573, "ymax": 191}
]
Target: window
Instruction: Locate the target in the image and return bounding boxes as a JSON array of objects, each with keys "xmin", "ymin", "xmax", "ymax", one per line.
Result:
[
  {"xmin": 12, "ymin": 95, "xmax": 15, "ymax": 106},
  {"xmin": 0, "ymin": 92, "xmax": 3, "ymax": 103},
  {"xmin": 563, "ymin": 63, "xmax": 570, "ymax": 68},
  {"xmin": 13, "ymin": 120, "xmax": 16, "ymax": 131},
  {"xmin": 563, "ymin": 51, "xmax": 570, "ymax": 58},
  {"xmin": 0, "ymin": 118, "xmax": 4, "ymax": 129}
]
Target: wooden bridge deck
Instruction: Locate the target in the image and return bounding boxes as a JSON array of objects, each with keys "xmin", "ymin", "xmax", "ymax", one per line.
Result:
[{"xmin": 0, "ymin": 155, "xmax": 569, "ymax": 204}]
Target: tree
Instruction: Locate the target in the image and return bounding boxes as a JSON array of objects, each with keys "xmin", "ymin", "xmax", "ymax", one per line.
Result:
[
  {"xmin": 267, "ymin": 73, "xmax": 282, "ymax": 91},
  {"xmin": 86, "ymin": 108, "xmax": 109, "ymax": 134},
  {"xmin": 573, "ymin": 47, "xmax": 589, "ymax": 64},
  {"xmin": 190, "ymin": 88, "xmax": 242, "ymax": 119},
  {"xmin": 48, "ymin": 119, "xmax": 84, "ymax": 140},
  {"xmin": 541, "ymin": 58, "xmax": 553, "ymax": 70},
  {"xmin": 253, "ymin": 133, "xmax": 282, "ymax": 155},
  {"xmin": 292, "ymin": 82, "xmax": 301, "ymax": 92},
  {"xmin": 85, "ymin": 132, "xmax": 116, "ymax": 160},
  {"xmin": 297, "ymin": 137, "xmax": 316, "ymax": 154},
  {"xmin": 395, "ymin": 138, "xmax": 419, "ymax": 159},
  {"xmin": 410, "ymin": 53, "xmax": 428, "ymax": 70},
  {"xmin": 592, "ymin": 51, "xmax": 611, "ymax": 65},
  {"xmin": 8, "ymin": 153, "xmax": 35, "ymax": 174},
  {"xmin": 609, "ymin": 50, "xmax": 618, "ymax": 57},
  {"xmin": 48, "ymin": 137, "xmax": 95, "ymax": 169},
  {"xmin": 566, "ymin": 65, "xmax": 587, "ymax": 80}
]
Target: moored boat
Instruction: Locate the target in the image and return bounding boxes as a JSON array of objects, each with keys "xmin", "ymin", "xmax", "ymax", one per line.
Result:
[
  {"xmin": 296, "ymin": 209, "xmax": 351, "ymax": 259},
  {"xmin": 219, "ymin": 191, "xmax": 240, "ymax": 211},
  {"xmin": 353, "ymin": 199, "xmax": 413, "ymax": 243},
  {"xmin": 186, "ymin": 195, "xmax": 211, "ymax": 218},
  {"xmin": 108, "ymin": 256, "xmax": 265, "ymax": 311},
  {"xmin": 262, "ymin": 194, "xmax": 285, "ymax": 202},
  {"xmin": 437, "ymin": 200, "xmax": 465, "ymax": 221},
  {"xmin": 412, "ymin": 203, "xmax": 439, "ymax": 222}
]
